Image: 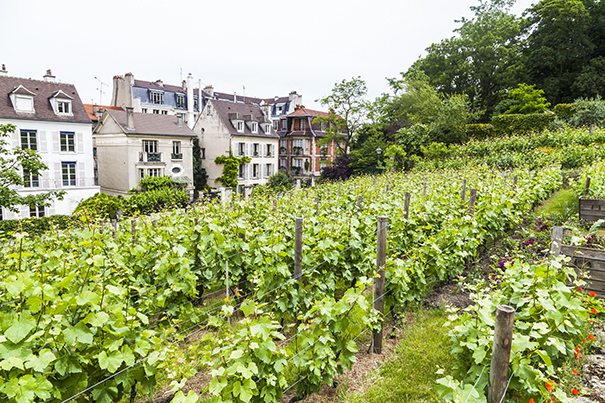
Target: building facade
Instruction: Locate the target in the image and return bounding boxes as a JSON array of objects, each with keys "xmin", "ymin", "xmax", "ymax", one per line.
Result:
[
  {"xmin": 277, "ymin": 105, "xmax": 339, "ymax": 182},
  {"xmin": 93, "ymin": 108, "xmax": 194, "ymax": 196},
  {"xmin": 193, "ymin": 98, "xmax": 278, "ymax": 194},
  {"xmin": 0, "ymin": 69, "xmax": 99, "ymax": 219}
]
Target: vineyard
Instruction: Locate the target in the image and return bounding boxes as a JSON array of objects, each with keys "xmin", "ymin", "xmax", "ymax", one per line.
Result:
[{"xmin": 0, "ymin": 161, "xmax": 603, "ymax": 403}]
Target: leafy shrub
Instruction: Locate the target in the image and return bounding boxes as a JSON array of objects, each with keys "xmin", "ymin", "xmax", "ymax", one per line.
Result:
[
  {"xmin": 465, "ymin": 123, "xmax": 495, "ymax": 140},
  {"xmin": 492, "ymin": 113, "xmax": 555, "ymax": 136},
  {"xmin": 0, "ymin": 215, "xmax": 77, "ymax": 237},
  {"xmin": 569, "ymin": 96, "xmax": 605, "ymax": 129},
  {"xmin": 267, "ymin": 171, "xmax": 294, "ymax": 192},
  {"xmin": 73, "ymin": 193, "xmax": 121, "ymax": 220},
  {"xmin": 554, "ymin": 103, "xmax": 576, "ymax": 121}
]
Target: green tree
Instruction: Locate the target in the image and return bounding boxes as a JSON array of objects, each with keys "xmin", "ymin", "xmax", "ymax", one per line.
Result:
[
  {"xmin": 496, "ymin": 83, "xmax": 551, "ymax": 115},
  {"xmin": 192, "ymin": 137, "xmax": 208, "ymax": 199},
  {"xmin": 569, "ymin": 96, "xmax": 605, "ymax": 131},
  {"xmin": 0, "ymin": 123, "xmax": 64, "ymax": 212},
  {"xmin": 349, "ymin": 133, "xmax": 388, "ymax": 174},
  {"xmin": 267, "ymin": 171, "xmax": 293, "ymax": 192},
  {"xmin": 214, "ymin": 151, "xmax": 250, "ymax": 189},
  {"xmin": 314, "ymin": 77, "xmax": 371, "ymax": 155},
  {"xmin": 410, "ymin": 0, "xmax": 525, "ymax": 120}
]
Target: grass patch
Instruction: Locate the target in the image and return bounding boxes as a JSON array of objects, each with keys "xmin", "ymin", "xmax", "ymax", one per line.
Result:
[
  {"xmin": 534, "ymin": 189, "xmax": 579, "ymax": 225},
  {"xmin": 344, "ymin": 308, "xmax": 455, "ymax": 403}
]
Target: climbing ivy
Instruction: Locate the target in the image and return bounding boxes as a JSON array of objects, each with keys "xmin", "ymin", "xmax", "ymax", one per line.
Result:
[{"xmin": 214, "ymin": 150, "xmax": 251, "ymax": 189}]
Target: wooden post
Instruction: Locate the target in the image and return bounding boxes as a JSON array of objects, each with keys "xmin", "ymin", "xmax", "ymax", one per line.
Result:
[
  {"xmin": 305, "ymin": 190, "xmax": 309, "ymax": 198},
  {"xmin": 338, "ymin": 183, "xmax": 341, "ymax": 196},
  {"xmin": 422, "ymin": 180, "xmax": 427, "ymax": 197},
  {"xmin": 226, "ymin": 260, "xmax": 229, "ymax": 300},
  {"xmin": 373, "ymin": 177, "xmax": 377, "ymax": 186},
  {"xmin": 99, "ymin": 219, "xmax": 104, "ymax": 234},
  {"xmin": 111, "ymin": 219, "xmax": 117, "ymax": 240},
  {"xmin": 469, "ymin": 189, "xmax": 477, "ymax": 216},
  {"xmin": 585, "ymin": 177, "xmax": 591, "ymax": 197},
  {"xmin": 404, "ymin": 192, "xmax": 411, "ymax": 220},
  {"xmin": 488, "ymin": 305, "xmax": 516, "ymax": 403},
  {"xmin": 373, "ymin": 216, "xmax": 388, "ymax": 354},
  {"xmin": 386, "ymin": 184, "xmax": 389, "ymax": 193},
  {"xmin": 273, "ymin": 197, "xmax": 277, "ymax": 212},
  {"xmin": 131, "ymin": 219, "xmax": 137, "ymax": 246},
  {"xmin": 358, "ymin": 195, "xmax": 363, "ymax": 213},
  {"xmin": 550, "ymin": 226, "xmax": 563, "ymax": 257},
  {"xmin": 461, "ymin": 179, "xmax": 467, "ymax": 201},
  {"xmin": 513, "ymin": 175, "xmax": 518, "ymax": 192},
  {"xmin": 294, "ymin": 218, "xmax": 303, "ymax": 285}
]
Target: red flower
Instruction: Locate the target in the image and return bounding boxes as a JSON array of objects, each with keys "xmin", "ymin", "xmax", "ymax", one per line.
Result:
[
  {"xmin": 545, "ymin": 381, "xmax": 554, "ymax": 393},
  {"xmin": 575, "ymin": 347, "xmax": 580, "ymax": 353},
  {"xmin": 572, "ymin": 388, "xmax": 579, "ymax": 395},
  {"xmin": 589, "ymin": 291, "xmax": 597, "ymax": 297},
  {"xmin": 573, "ymin": 369, "xmax": 578, "ymax": 375},
  {"xmin": 589, "ymin": 319, "xmax": 595, "ymax": 323},
  {"xmin": 529, "ymin": 399, "xmax": 535, "ymax": 403},
  {"xmin": 589, "ymin": 334, "xmax": 595, "ymax": 341},
  {"xmin": 585, "ymin": 300, "xmax": 589, "ymax": 303},
  {"xmin": 578, "ymin": 287, "xmax": 583, "ymax": 291},
  {"xmin": 578, "ymin": 344, "xmax": 583, "ymax": 349},
  {"xmin": 591, "ymin": 308, "xmax": 598, "ymax": 314},
  {"xmin": 583, "ymin": 338, "xmax": 587, "ymax": 343}
]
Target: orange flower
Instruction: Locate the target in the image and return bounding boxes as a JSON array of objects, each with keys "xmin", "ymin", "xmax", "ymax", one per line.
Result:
[
  {"xmin": 589, "ymin": 319, "xmax": 594, "ymax": 323},
  {"xmin": 590, "ymin": 308, "xmax": 598, "ymax": 314},
  {"xmin": 545, "ymin": 381, "xmax": 553, "ymax": 393},
  {"xmin": 578, "ymin": 287, "xmax": 583, "ymax": 291},
  {"xmin": 572, "ymin": 388, "xmax": 579, "ymax": 395},
  {"xmin": 529, "ymin": 399, "xmax": 535, "ymax": 403},
  {"xmin": 573, "ymin": 369, "xmax": 578, "ymax": 375},
  {"xmin": 585, "ymin": 300, "xmax": 589, "ymax": 303},
  {"xmin": 589, "ymin": 291, "xmax": 597, "ymax": 297},
  {"xmin": 575, "ymin": 347, "xmax": 580, "ymax": 353},
  {"xmin": 583, "ymin": 338, "xmax": 587, "ymax": 343},
  {"xmin": 589, "ymin": 334, "xmax": 595, "ymax": 341},
  {"xmin": 578, "ymin": 344, "xmax": 583, "ymax": 349}
]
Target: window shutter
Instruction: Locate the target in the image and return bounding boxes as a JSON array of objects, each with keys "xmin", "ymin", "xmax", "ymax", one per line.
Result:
[
  {"xmin": 246, "ymin": 164, "xmax": 249, "ymax": 179},
  {"xmin": 246, "ymin": 143, "xmax": 250, "ymax": 156},
  {"xmin": 76, "ymin": 132, "xmax": 84, "ymax": 153},
  {"xmin": 78, "ymin": 162, "xmax": 86, "ymax": 187},
  {"xmin": 47, "ymin": 201, "xmax": 55, "ymax": 217},
  {"xmin": 12, "ymin": 130, "xmax": 20, "ymax": 149},
  {"xmin": 39, "ymin": 131, "xmax": 47, "ymax": 152},
  {"xmin": 41, "ymin": 170, "xmax": 49, "ymax": 188},
  {"xmin": 52, "ymin": 131, "xmax": 60, "ymax": 152},
  {"xmin": 20, "ymin": 205, "xmax": 30, "ymax": 219},
  {"xmin": 54, "ymin": 162, "xmax": 62, "ymax": 188}
]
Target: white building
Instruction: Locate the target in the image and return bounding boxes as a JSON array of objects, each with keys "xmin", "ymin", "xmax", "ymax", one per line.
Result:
[
  {"xmin": 0, "ymin": 67, "xmax": 99, "ymax": 219},
  {"xmin": 193, "ymin": 98, "xmax": 279, "ymax": 194},
  {"xmin": 93, "ymin": 107, "xmax": 195, "ymax": 196}
]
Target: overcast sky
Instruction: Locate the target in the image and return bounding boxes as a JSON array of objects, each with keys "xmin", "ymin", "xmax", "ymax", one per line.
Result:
[{"xmin": 1, "ymin": 0, "xmax": 535, "ymax": 110}]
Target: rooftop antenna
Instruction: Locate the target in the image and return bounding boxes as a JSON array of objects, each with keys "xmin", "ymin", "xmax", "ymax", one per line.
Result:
[
  {"xmin": 94, "ymin": 76, "xmax": 107, "ymax": 105},
  {"xmin": 243, "ymin": 85, "xmax": 246, "ymax": 103},
  {"xmin": 180, "ymin": 66, "xmax": 183, "ymax": 83}
]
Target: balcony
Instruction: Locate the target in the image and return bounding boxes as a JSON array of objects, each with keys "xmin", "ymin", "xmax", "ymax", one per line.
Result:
[
  {"xmin": 147, "ymin": 152, "xmax": 162, "ymax": 162},
  {"xmin": 280, "ymin": 147, "xmax": 286, "ymax": 155},
  {"xmin": 171, "ymin": 153, "xmax": 183, "ymax": 160}
]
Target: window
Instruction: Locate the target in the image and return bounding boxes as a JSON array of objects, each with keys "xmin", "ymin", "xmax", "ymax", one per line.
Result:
[
  {"xmin": 280, "ymin": 158, "xmax": 287, "ymax": 168},
  {"xmin": 20, "ymin": 130, "xmax": 37, "ymax": 150},
  {"xmin": 15, "ymin": 96, "xmax": 34, "ymax": 112},
  {"xmin": 294, "ymin": 139, "xmax": 303, "ymax": 148},
  {"xmin": 236, "ymin": 121, "xmax": 244, "ymax": 132},
  {"xmin": 253, "ymin": 143, "xmax": 259, "ymax": 156},
  {"xmin": 193, "ymin": 96, "xmax": 199, "ymax": 110},
  {"xmin": 265, "ymin": 124, "xmax": 271, "ymax": 133},
  {"xmin": 238, "ymin": 163, "xmax": 245, "ymax": 178},
  {"xmin": 142, "ymin": 108, "xmax": 148, "ymax": 113},
  {"xmin": 300, "ymin": 119, "xmax": 306, "ymax": 130},
  {"xmin": 148, "ymin": 168, "xmax": 161, "ymax": 177},
  {"xmin": 57, "ymin": 101, "xmax": 70, "ymax": 114},
  {"xmin": 60, "ymin": 132, "xmax": 75, "ymax": 152},
  {"xmin": 266, "ymin": 144, "xmax": 272, "ymax": 156},
  {"xmin": 29, "ymin": 205, "xmax": 45, "ymax": 218},
  {"xmin": 201, "ymin": 148, "xmax": 206, "ymax": 159},
  {"xmin": 251, "ymin": 122, "xmax": 258, "ymax": 133},
  {"xmin": 176, "ymin": 94, "xmax": 185, "ymax": 108},
  {"xmin": 139, "ymin": 168, "xmax": 145, "ymax": 180},
  {"xmin": 277, "ymin": 106, "xmax": 283, "ymax": 114},
  {"xmin": 172, "ymin": 141, "xmax": 182, "ymax": 159},
  {"xmin": 273, "ymin": 120, "xmax": 279, "ymax": 130},
  {"xmin": 62, "ymin": 162, "xmax": 76, "ymax": 186},
  {"xmin": 207, "ymin": 105, "xmax": 212, "ymax": 115},
  {"xmin": 23, "ymin": 169, "xmax": 39, "ymax": 187},
  {"xmin": 153, "ymin": 110, "xmax": 159, "ymax": 114},
  {"xmin": 281, "ymin": 119, "xmax": 287, "ymax": 130},
  {"xmin": 143, "ymin": 140, "xmax": 158, "ymax": 153},
  {"xmin": 293, "ymin": 159, "xmax": 303, "ymax": 167},
  {"xmin": 150, "ymin": 91, "xmax": 163, "ymax": 104},
  {"xmin": 253, "ymin": 164, "xmax": 259, "ymax": 178},
  {"xmin": 266, "ymin": 163, "xmax": 272, "ymax": 176},
  {"xmin": 172, "ymin": 167, "xmax": 181, "ymax": 174},
  {"xmin": 161, "ymin": 110, "xmax": 168, "ymax": 115},
  {"xmin": 238, "ymin": 142, "xmax": 245, "ymax": 156}
]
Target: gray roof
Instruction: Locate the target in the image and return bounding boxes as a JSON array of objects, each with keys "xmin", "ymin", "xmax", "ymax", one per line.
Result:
[
  {"xmin": 105, "ymin": 109, "xmax": 196, "ymax": 137},
  {"xmin": 210, "ymin": 99, "xmax": 278, "ymax": 138},
  {"xmin": 0, "ymin": 76, "xmax": 90, "ymax": 123}
]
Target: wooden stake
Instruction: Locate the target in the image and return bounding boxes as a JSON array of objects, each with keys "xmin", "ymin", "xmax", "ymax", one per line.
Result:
[
  {"xmin": 461, "ymin": 179, "xmax": 467, "ymax": 201},
  {"xmin": 488, "ymin": 305, "xmax": 516, "ymax": 403},
  {"xmin": 513, "ymin": 175, "xmax": 518, "ymax": 192},
  {"xmin": 404, "ymin": 192, "xmax": 411, "ymax": 220},
  {"xmin": 373, "ymin": 216, "xmax": 388, "ymax": 354},
  {"xmin": 294, "ymin": 217, "xmax": 303, "ymax": 285},
  {"xmin": 585, "ymin": 177, "xmax": 591, "ymax": 197},
  {"xmin": 550, "ymin": 226, "xmax": 563, "ymax": 257},
  {"xmin": 422, "ymin": 181, "xmax": 427, "ymax": 197},
  {"xmin": 111, "ymin": 219, "xmax": 117, "ymax": 240},
  {"xmin": 358, "ymin": 195, "xmax": 363, "ymax": 213},
  {"xmin": 469, "ymin": 189, "xmax": 477, "ymax": 216}
]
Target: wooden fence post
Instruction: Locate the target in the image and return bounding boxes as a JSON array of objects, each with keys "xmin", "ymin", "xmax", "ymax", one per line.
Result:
[
  {"xmin": 404, "ymin": 192, "xmax": 411, "ymax": 220},
  {"xmin": 111, "ymin": 219, "xmax": 117, "ymax": 240},
  {"xmin": 386, "ymin": 184, "xmax": 389, "ymax": 194},
  {"xmin": 294, "ymin": 218, "xmax": 303, "ymax": 285},
  {"xmin": 585, "ymin": 177, "xmax": 591, "ymax": 197},
  {"xmin": 550, "ymin": 226, "xmax": 563, "ymax": 257},
  {"xmin": 461, "ymin": 179, "xmax": 467, "ymax": 201},
  {"xmin": 513, "ymin": 175, "xmax": 518, "ymax": 192},
  {"xmin": 488, "ymin": 305, "xmax": 516, "ymax": 403},
  {"xmin": 99, "ymin": 219, "xmax": 104, "ymax": 234},
  {"xmin": 469, "ymin": 189, "xmax": 477, "ymax": 216},
  {"xmin": 358, "ymin": 195, "xmax": 363, "ymax": 213},
  {"xmin": 422, "ymin": 180, "xmax": 427, "ymax": 197},
  {"xmin": 338, "ymin": 183, "xmax": 342, "ymax": 196},
  {"xmin": 131, "ymin": 219, "xmax": 137, "ymax": 246},
  {"xmin": 373, "ymin": 177, "xmax": 377, "ymax": 186},
  {"xmin": 373, "ymin": 216, "xmax": 388, "ymax": 354}
]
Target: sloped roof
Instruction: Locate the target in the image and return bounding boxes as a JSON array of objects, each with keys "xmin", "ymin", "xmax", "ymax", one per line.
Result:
[
  {"xmin": 287, "ymin": 106, "xmax": 330, "ymax": 118},
  {"xmin": 133, "ymin": 79, "xmax": 187, "ymax": 94},
  {"xmin": 104, "ymin": 109, "xmax": 196, "ymax": 137},
  {"xmin": 0, "ymin": 76, "xmax": 90, "ymax": 123},
  {"xmin": 210, "ymin": 99, "xmax": 278, "ymax": 138},
  {"xmin": 83, "ymin": 104, "xmax": 123, "ymax": 122}
]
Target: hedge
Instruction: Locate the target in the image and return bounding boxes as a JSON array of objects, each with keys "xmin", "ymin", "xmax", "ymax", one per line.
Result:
[
  {"xmin": 491, "ymin": 113, "xmax": 555, "ymax": 136},
  {"xmin": 465, "ymin": 123, "xmax": 495, "ymax": 140},
  {"xmin": 0, "ymin": 215, "xmax": 78, "ymax": 238}
]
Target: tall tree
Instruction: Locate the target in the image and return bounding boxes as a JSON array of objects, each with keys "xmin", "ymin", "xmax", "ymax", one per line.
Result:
[
  {"xmin": 0, "ymin": 124, "xmax": 64, "ymax": 212},
  {"xmin": 314, "ymin": 77, "xmax": 371, "ymax": 155},
  {"xmin": 410, "ymin": 0, "xmax": 525, "ymax": 120}
]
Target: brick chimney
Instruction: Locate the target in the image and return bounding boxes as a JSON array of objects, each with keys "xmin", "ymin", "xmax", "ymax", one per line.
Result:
[
  {"xmin": 125, "ymin": 107, "xmax": 135, "ymax": 130},
  {"xmin": 0, "ymin": 64, "xmax": 7, "ymax": 76},
  {"xmin": 43, "ymin": 69, "xmax": 55, "ymax": 82},
  {"xmin": 205, "ymin": 85, "xmax": 214, "ymax": 97}
]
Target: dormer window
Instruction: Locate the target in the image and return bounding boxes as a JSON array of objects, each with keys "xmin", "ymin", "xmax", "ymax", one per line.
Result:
[
  {"xmin": 58, "ymin": 101, "xmax": 70, "ymax": 114},
  {"xmin": 236, "ymin": 121, "xmax": 244, "ymax": 132},
  {"xmin": 150, "ymin": 91, "xmax": 163, "ymax": 104},
  {"xmin": 49, "ymin": 90, "xmax": 73, "ymax": 116},
  {"xmin": 300, "ymin": 119, "xmax": 306, "ymax": 130},
  {"xmin": 251, "ymin": 122, "xmax": 258, "ymax": 133},
  {"xmin": 264, "ymin": 124, "xmax": 271, "ymax": 133},
  {"xmin": 176, "ymin": 94, "xmax": 185, "ymax": 108},
  {"xmin": 10, "ymin": 85, "xmax": 36, "ymax": 113}
]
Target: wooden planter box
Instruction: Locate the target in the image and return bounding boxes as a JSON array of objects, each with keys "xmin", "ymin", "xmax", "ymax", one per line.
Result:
[
  {"xmin": 579, "ymin": 198, "xmax": 605, "ymax": 223},
  {"xmin": 552, "ymin": 226, "xmax": 605, "ymax": 297}
]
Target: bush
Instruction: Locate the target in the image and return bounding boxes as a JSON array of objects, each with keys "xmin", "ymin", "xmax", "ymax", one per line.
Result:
[
  {"xmin": 0, "ymin": 215, "xmax": 77, "ymax": 238},
  {"xmin": 465, "ymin": 124, "xmax": 495, "ymax": 140},
  {"xmin": 267, "ymin": 171, "xmax": 294, "ymax": 192},
  {"xmin": 570, "ymin": 97, "xmax": 605, "ymax": 129},
  {"xmin": 73, "ymin": 192, "xmax": 121, "ymax": 220},
  {"xmin": 491, "ymin": 113, "xmax": 555, "ymax": 136},
  {"xmin": 554, "ymin": 103, "xmax": 576, "ymax": 121}
]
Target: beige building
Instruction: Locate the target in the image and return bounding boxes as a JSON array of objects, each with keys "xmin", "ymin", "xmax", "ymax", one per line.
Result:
[
  {"xmin": 93, "ymin": 107, "xmax": 194, "ymax": 196},
  {"xmin": 193, "ymin": 99, "xmax": 279, "ymax": 194}
]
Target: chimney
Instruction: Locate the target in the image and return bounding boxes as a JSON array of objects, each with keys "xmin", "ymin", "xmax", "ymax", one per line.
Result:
[
  {"xmin": 234, "ymin": 92, "xmax": 237, "ymax": 103},
  {"xmin": 124, "ymin": 72, "xmax": 134, "ymax": 86},
  {"xmin": 43, "ymin": 69, "xmax": 55, "ymax": 82},
  {"xmin": 125, "ymin": 107, "xmax": 135, "ymax": 130},
  {"xmin": 205, "ymin": 85, "xmax": 214, "ymax": 97},
  {"xmin": 155, "ymin": 79, "xmax": 163, "ymax": 87},
  {"xmin": 186, "ymin": 73, "xmax": 194, "ymax": 129},
  {"xmin": 93, "ymin": 104, "xmax": 99, "ymax": 113},
  {"xmin": 0, "ymin": 64, "xmax": 7, "ymax": 76},
  {"xmin": 182, "ymin": 80, "xmax": 186, "ymax": 90},
  {"xmin": 177, "ymin": 115, "xmax": 183, "ymax": 127}
]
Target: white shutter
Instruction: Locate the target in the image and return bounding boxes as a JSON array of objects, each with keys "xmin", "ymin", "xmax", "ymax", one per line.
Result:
[
  {"xmin": 12, "ymin": 129, "xmax": 20, "ymax": 149},
  {"xmin": 20, "ymin": 205, "xmax": 30, "ymax": 219},
  {"xmin": 246, "ymin": 143, "xmax": 250, "ymax": 156},
  {"xmin": 78, "ymin": 161, "xmax": 86, "ymax": 187},
  {"xmin": 39, "ymin": 131, "xmax": 47, "ymax": 153},
  {"xmin": 41, "ymin": 170, "xmax": 49, "ymax": 189},
  {"xmin": 246, "ymin": 164, "xmax": 249, "ymax": 179},
  {"xmin": 52, "ymin": 131, "xmax": 60, "ymax": 152},
  {"xmin": 54, "ymin": 162, "xmax": 62, "ymax": 188},
  {"xmin": 47, "ymin": 201, "xmax": 55, "ymax": 217},
  {"xmin": 76, "ymin": 132, "xmax": 84, "ymax": 154}
]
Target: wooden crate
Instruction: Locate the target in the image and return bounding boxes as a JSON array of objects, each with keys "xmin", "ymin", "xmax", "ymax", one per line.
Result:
[{"xmin": 579, "ymin": 198, "xmax": 605, "ymax": 223}]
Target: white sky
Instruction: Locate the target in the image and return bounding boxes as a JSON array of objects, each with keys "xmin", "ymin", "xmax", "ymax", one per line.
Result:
[{"xmin": 0, "ymin": 0, "xmax": 535, "ymax": 110}]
